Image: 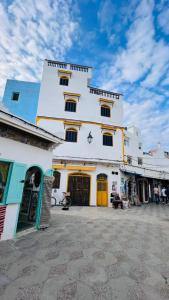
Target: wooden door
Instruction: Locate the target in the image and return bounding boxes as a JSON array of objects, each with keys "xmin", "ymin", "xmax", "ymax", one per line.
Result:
[
  {"xmin": 68, "ymin": 174, "xmax": 90, "ymax": 206},
  {"xmin": 97, "ymin": 174, "xmax": 108, "ymax": 207}
]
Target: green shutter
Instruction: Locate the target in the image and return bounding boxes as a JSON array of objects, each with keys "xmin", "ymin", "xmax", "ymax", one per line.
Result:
[{"xmin": 6, "ymin": 163, "xmax": 27, "ymax": 204}]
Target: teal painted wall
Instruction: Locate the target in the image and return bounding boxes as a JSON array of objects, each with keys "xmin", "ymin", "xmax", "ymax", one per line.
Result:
[{"xmin": 6, "ymin": 162, "xmax": 27, "ymax": 204}]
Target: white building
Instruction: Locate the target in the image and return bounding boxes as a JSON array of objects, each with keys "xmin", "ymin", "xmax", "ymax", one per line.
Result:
[
  {"xmin": 121, "ymin": 125, "xmax": 169, "ymax": 203},
  {"xmin": 37, "ymin": 59, "xmax": 125, "ymax": 207},
  {"xmin": 0, "ymin": 108, "xmax": 62, "ymax": 240},
  {"xmin": 35, "ymin": 59, "xmax": 169, "ymax": 206}
]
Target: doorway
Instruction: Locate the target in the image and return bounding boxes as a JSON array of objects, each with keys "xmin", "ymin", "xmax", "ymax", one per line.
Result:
[
  {"xmin": 17, "ymin": 166, "xmax": 42, "ymax": 232},
  {"xmin": 97, "ymin": 174, "xmax": 108, "ymax": 206},
  {"xmin": 67, "ymin": 173, "xmax": 90, "ymax": 206}
]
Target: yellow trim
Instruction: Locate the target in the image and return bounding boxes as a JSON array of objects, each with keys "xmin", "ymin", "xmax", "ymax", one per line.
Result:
[
  {"xmin": 58, "ymin": 69, "xmax": 72, "ymax": 75},
  {"xmin": 65, "ymin": 98, "xmax": 77, "ymax": 103},
  {"xmin": 122, "ymin": 129, "xmax": 127, "ymax": 163},
  {"xmin": 64, "ymin": 92, "xmax": 81, "ymax": 97},
  {"xmin": 36, "ymin": 116, "xmax": 125, "ymax": 131},
  {"xmin": 101, "ymin": 125, "xmax": 116, "ymax": 132},
  {"xmin": 64, "ymin": 120, "xmax": 82, "ymax": 127},
  {"xmin": 103, "ymin": 132, "xmax": 112, "ymax": 136},
  {"xmin": 65, "ymin": 127, "xmax": 78, "ymax": 132},
  {"xmin": 99, "ymin": 98, "xmax": 114, "ymax": 105},
  {"xmin": 53, "ymin": 164, "xmax": 96, "ymax": 171}
]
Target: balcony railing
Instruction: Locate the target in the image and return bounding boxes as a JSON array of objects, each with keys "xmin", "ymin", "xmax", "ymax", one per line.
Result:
[
  {"xmin": 47, "ymin": 61, "xmax": 67, "ymax": 69},
  {"xmin": 47, "ymin": 60, "xmax": 89, "ymax": 72},
  {"xmin": 70, "ymin": 65, "xmax": 89, "ymax": 72},
  {"xmin": 89, "ymin": 86, "xmax": 120, "ymax": 99}
]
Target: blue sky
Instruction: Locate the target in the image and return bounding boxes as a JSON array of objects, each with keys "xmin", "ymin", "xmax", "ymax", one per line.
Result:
[{"xmin": 0, "ymin": 0, "xmax": 169, "ymax": 150}]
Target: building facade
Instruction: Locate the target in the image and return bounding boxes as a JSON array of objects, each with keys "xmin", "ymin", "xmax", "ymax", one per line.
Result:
[
  {"xmin": 37, "ymin": 60, "xmax": 125, "ymax": 207},
  {"xmin": 2, "ymin": 60, "xmax": 169, "ymax": 207},
  {"xmin": 121, "ymin": 126, "xmax": 169, "ymax": 204},
  {"xmin": 2, "ymin": 79, "xmax": 40, "ymax": 123},
  {"xmin": 0, "ymin": 109, "xmax": 62, "ymax": 240}
]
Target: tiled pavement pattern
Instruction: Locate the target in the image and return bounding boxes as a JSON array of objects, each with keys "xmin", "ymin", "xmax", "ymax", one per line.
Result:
[{"xmin": 0, "ymin": 204, "xmax": 169, "ymax": 299}]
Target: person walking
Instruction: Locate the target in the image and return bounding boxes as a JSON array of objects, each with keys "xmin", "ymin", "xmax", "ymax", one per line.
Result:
[
  {"xmin": 154, "ymin": 185, "xmax": 160, "ymax": 204},
  {"xmin": 161, "ymin": 187, "xmax": 166, "ymax": 204}
]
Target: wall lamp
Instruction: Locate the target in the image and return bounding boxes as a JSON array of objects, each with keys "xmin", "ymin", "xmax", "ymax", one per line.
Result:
[{"xmin": 87, "ymin": 131, "xmax": 93, "ymax": 144}]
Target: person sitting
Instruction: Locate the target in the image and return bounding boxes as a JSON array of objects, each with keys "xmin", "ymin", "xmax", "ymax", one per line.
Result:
[
  {"xmin": 122, "ymin": 197, "xmax": 130, "ymax": 209},
  {"xmin": 112, "ymin": 193, "xmax": 123, "ymax": 209}
]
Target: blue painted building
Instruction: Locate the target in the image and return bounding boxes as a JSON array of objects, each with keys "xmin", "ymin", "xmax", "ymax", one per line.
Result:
[{"xmin": 2, "ymin": 80, "xmax": 40, "ymax": 124}]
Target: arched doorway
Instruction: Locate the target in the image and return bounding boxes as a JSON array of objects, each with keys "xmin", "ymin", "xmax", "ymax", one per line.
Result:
[
  {"xmin": 97, "ymin": 174, "xmax": 108, "ymax": 206},
  {"xmin": 17, "ymin": 166, "xmax": 42, "ymax": 232},
  {"xmin": 67, "ymin": 173, "xmax": 90, "ymax": 206}
]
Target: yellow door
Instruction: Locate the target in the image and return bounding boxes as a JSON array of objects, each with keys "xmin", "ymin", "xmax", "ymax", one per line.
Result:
[{"xmin": 97, "ymin": 174, "xmax": 108, "ymax": 207}]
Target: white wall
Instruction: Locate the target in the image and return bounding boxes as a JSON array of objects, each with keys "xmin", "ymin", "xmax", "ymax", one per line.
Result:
[
  {"xmin": 124, "ymin": 126, "xmax": 143, "ymax": 166},
  {"xmin": 0, "ymin": 136, "xmax": 53, "ymax": 171},
  {"xmin": 52, "ymin": 163, "xmax": 121, "ymax": 207},
  {"xmin": 38, "ymin": 61, "xmax": 123, "ymax": 127},
  {"xmin": 37, "ymin": 61, "xmax": 123, "ymax": 163},
  {"xmin": 39, "ymin": 120, "xmax": 123, "ymax": 162}
]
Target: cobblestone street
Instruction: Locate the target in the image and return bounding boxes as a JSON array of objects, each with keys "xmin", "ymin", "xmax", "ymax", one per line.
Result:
[{"xmin": 1, "ymin": 204, "xmax": 169, "ymax": 300}]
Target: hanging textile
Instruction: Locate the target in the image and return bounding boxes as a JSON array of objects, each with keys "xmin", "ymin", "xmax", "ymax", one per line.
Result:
[{"xmin": 39, "ymin": 176, "xmax": 53, "ymax": 229}]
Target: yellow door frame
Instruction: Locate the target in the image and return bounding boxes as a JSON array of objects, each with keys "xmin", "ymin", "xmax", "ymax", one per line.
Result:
[
  {"xmin": 66, "ymin": 172, "xmax": 91, "ymax": 206},
  {"xmin": 96, "ymin": 174, "xmax": 108, "ymax": 207}
]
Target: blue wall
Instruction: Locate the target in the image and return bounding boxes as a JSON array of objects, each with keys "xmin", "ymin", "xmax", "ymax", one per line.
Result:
[{"xmin": 2, "ymin": 80, "xmax": 40, "ymax": 124}]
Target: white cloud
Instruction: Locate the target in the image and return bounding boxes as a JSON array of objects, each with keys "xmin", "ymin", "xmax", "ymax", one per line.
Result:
[
  {"xmin": 0, "ymin": 0, "xmax": 77, "ymax": 98},
  {"xmin": 99, "ymin": 0, "xmax": 169, "ymax": 150}
]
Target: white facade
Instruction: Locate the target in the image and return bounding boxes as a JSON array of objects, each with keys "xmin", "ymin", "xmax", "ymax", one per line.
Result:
[
  {"xmin": 37, "ymin": 59, "xmax": 169, "ymax": 206},
  {"xmin": 0, "ymin": 109, "xmax": 62, "ymax": 240},
  {"xmin": 37, "ymin": 60, "xmax": 124, "ymax": 206}
]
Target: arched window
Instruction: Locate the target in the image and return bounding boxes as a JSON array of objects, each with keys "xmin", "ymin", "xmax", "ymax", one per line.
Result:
[
  {"xmin": 53, "ymin": 171, "xmax": 61, "ymax": 189},
  {"xmin": 103, "ymin": 132, "xmax": 113, "ymax": 146},
  {"xmin": 65, "ymin": 100, "xmax": 76, "ymax": 112},
  {"xmin": 65, "ymin": 128, "xmax": 77, "ymax": 142},
  {"xmin": 101, "ymin": 105, "xmax": 111, "ymax": 117},
  {"xmin": 60, "ymin": 76, "xmax": 69, "ymax": 86}
]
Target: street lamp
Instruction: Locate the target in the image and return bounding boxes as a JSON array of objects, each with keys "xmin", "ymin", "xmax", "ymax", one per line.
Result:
[{"xmin": 87, "ymin": 131, "xmax": 93, "ymax": 144}]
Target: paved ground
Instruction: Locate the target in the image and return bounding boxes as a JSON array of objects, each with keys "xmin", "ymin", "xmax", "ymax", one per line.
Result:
[{"xmin": 1, "ymin": 204, "xmax": 169, "ymax": 300}]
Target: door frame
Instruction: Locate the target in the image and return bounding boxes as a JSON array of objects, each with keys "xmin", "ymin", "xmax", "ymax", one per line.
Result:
[
  {"xmin": 67, "ymin": 172, "xmax": 91, "ymax": 206},
  {"xmin": 17, "ymin": 165, "xmax": 44, "ymax": 232},
  {"xmin": 96, "ymin": 173, "xmax": 108, "ymax": 207}
]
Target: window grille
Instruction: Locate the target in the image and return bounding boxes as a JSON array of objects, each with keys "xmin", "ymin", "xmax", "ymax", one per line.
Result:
[
  {"xmin": 103, "ymin": 133, "xmax": 113, "ymax": 146},
  {"xmin": 65, "ymin": 129, "xmax": 77, "ymax": 142}
]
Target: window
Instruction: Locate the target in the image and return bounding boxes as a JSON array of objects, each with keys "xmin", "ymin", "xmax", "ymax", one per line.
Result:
[
  {"xmin": 101, "ymin": 105, "xmax": 110, "ymax": 117},
  {"xmin": 65, "ymin": 100, "xmax": 76, "ymax": 112},
  {"xmin": 0, "ymin": 161, "xmax": 10, "ymax": 202},
  {"xmin": 124, "ymin": 137, "xmax": 130, "ymax": 146},
  {"xmin": 138, "ymin": 157, "xmax": 143, "ymax": 165},
  {"xmin": 12, "ymin": 92, "xmax": 19, "ymax": 101},
  {"xmin": 65, "ymin": 128, "xmax": 77, "ymax": 142},
  {"xmin": 127, "ymin": 155, "xmax": 132, "ymax": 165},
  {"xmin": 53, "ymin": 171, "xmax": 61, "ymax": 189},
  {"xmin": 60, "ymin": 76, "xmax": 69, "ymax": 86},
  {"xmin": 103, "ymin": 133, "xmax": 113, "ymax": 146}
]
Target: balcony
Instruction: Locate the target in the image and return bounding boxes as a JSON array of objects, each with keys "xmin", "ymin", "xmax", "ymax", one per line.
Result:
[
  {"xmin": 47, "ymin": 60, "xmax": 90, "ymax": 73},
  {"xmin": 89, "ymin": 86, "xmax": 121, "ymax": 99}
]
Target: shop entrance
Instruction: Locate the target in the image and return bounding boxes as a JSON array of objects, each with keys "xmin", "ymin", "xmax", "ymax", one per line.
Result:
[
  {"xmin": 17, "ymin": 166, "xmax": 42, "ymax": 232},
  {"xmin": 137, "ymin": 179, "xmax": 149, "ymax": 203},
  {"xmin": 97, "ymin": 174, "xmax": 108, "ymax": 207},
  {"xmin": 67, "ymin": 173, "xmax": 90, "ymax": 206}
]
